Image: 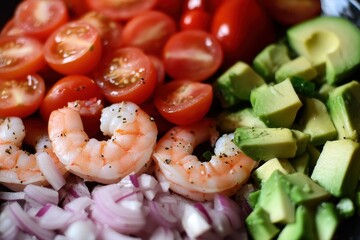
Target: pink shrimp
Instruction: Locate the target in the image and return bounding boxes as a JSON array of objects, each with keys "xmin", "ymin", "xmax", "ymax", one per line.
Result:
[
  {"xmin": 48, "ymin": 101, "xmax": 158, "ymax": 184},
  {"xmin": 152, "ymin": 118, "xmax": 257, "ymax": 201}
]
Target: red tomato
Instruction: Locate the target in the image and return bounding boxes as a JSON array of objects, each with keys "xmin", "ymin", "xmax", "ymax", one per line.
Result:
[
  {"xmin": 180, "ymin": 9, "xmax": 210, "ymax": 31},
  {"xmin": 154, "ymin": 80, "xmax": 213, "ymax": 125},
  {"xmin": 183, "ymin": 0, "xmax": 207, "ymax": 11},
  {"xmin": 0, "ymin": 35, "xmax": 46, "ymax": 79},
  {"xmin": 163, "ymin": 30, "xmax": 223, "ymax": 82},
  {"xmin": 14, "ymin": 0, "xmax": 69, "ymax": 40},
  {"xmin": 0, "ymin": 74, "xmax": 45, "ymax": 118},
  {"xmin": 62, "ymin": 0, "xmax": 91, "ymax": 18},
  {"xmin": 1, "ymin": 19, "xmax": 25, "ymax": 36},
  {"xmin": 80, "ymin": 11, "xmax": 123, "ymax": 51},
  {"xmin": 85, "ymin": 0, "xmax": 158, "ymax": 21},
  {"xmin": 155, "ymin": 0, "xmax": 183, "ymax": 21},
  {"xmin": 43, "ymin": 21, "xmax": 102, "ymax": 75},
  {"xmin": 211, "ymin": 0, "xmax": 276, "ymax": 67},
  {"xmin": 93, "ymin": 47, "xmax": 157, "ymax": 104},
  {"xmin": 259, "ymin": 0, "xmax": 321, "ymax": 26},
  {"xmin": 121, "ymin": 11, "xmax": 177, "ymax": 57},
  {"xmin": 148, "ymin": 55, "xmax": 165, "ymax": 87},
  {"xmin": 40, "ymin": 74, "xmax": 104, "ymax": 121},
  {"xmin": 140, "ymin": 101, "xmax": 174, "ymax": 135}
]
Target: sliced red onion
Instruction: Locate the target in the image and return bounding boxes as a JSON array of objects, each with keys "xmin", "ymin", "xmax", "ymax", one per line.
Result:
[
  {"xmin": 99, "ymin": 226, "xmax": 142, "ymax": 240},
  {"xmin": 214, "ymin": 194, "xmax": 242, "ymax": 229},
  {"xmin": 36, "ymin": 204, "xmax": 73, "ymax": 230},
  {"xmin": 149, "ymin": 226, "xmax": 182, "ymax": 240},
  {"xmin": 64, "ymin": 196, "xmax": 93, "ymax": 213},
  {"xmin": 36, "ymin": 151, "xmax": 66, "ymax": 191},
  {"xmin": 0, "ymin": 191, "xmax": 25, "ymax": 201},
  {"xmin": 36, "ymin": 203, "xmax": 52, "ymax": 217},
  {"xmin": 207, "ymin": 208, "xmax": 233, "ymax": 237},
  {"xmin": 64, "ymin": 220, "xmax": 97, "ymax": 240},
  {"xmin": 8, "ymin": 202, "xmax": 55, "ymax": 240},
  {"xmin": 0, "ymin": 205, "xmax": 19, "ymax": 240},
  {"xmin": 181, "ymin": 203, "xmax": 211, "ymax": 239},
  {"xmin": 148, "ymin": 200, "xmax": 178, "ymax": 228},
  {"xmin": 129, "ymin": 173, "xmax": 140, "ymax": 188},
  {"xmin": 138, "ymin": 174, "xmax": 161, "ymax": 200},
  {"xmin": 24, "ymin": 184, "xmax": 59, "ymax": 205},
  {"xmin": 193, "ymin": 203, "xmax": 212, "ymax": 224}
]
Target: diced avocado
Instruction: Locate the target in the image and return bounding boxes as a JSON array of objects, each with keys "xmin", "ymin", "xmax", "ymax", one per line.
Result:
[
  {"xmin": 216, "ymin": 108, "xmax": 266, "ymax": 133},
  {"xmin": 290, "ymin": 76, "xmax": 317, "ymax": 98},
  {"xmin": 286, "ymin": 172, "xmax": 331, "ymax": 205},
  {"xmin": 291, "ymin": 129, "xmax": 310, "ymax": 156},
  {"xmin": 327, "ymin": 80, "xmax": 360, "ymax": 141},
  {"xmin": 253, "ymin": 43, "xmax": 291, "ymax": 82},
  {"xmin": 250, "ymin": 79, "xmax": 303, "ymax": 128},
  {"xmin": 318, "ymin": 83, "xmax": 335, "ymax": 102},
  {"xmin": 275, "ymin": 56, "xmax": 318, "ymax": 83},
  {"xmin": 258, "ymin": 170, "xmax": 295, "ymax": 224},
  {"xmin": 311, "ymin": 139, "xmax": 360, "ymax": 197},
  {"xmin": 290, "ymin": 153, "xmax": 310, "ymax": 174},
  {"xmin": 298, "ymin": 97, "xmax": 337, "ymax": 146},
  {"xmin": 287, "ymin": 16, "xmax": 360, "ymax": 85},
  {"xmin": 315, "ymin": 202, "xmax": 340, "ymax": 240},
  {"xmin": 247, "ymin": 189, "xmax": 261, "ymax": 209},
  {"xmin": 234, "ymin": 127, "xmax": 298, "ymax": 161},
  {"xmin": 246, "ymin": 207, "xmax": 280, "ymax": 240},
  {"xmin": 252, "ymin": 158, "xmax": 295, "ymax": 183},
  {"xmin": 278, "ymin": 205, "xmax": 316, "ymax": 240},
  {"xmin": 336, "ymin": 198, "xmax": 355, "ymax": 219},
  {"xmin": 214, "ymin": 61, "xmax": 266, "ymax": 107}
]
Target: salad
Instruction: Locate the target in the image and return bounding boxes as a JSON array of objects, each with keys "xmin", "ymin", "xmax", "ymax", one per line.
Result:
[{"xmin": 0, "ymin": 0, "xmax": 359, "ymax": 239}]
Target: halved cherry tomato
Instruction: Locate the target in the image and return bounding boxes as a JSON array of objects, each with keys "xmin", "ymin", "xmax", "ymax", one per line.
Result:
[
  {"xmin": 40, "ymin": 75, "xmax": 104, "ymax": 136},
  {"xmin": 1, "ymin": 19, "xmax": 24, "ymax": 36},
  {"xmin": 93, "ymin": 47, "xmax": 157, "ymax": 104},
  {"xmin": 259, "ymin": 0, "xmax": 321, "ymax": 26},
  {"xmin": 62, "ymin": 0, "xmax": 90, "ymax": 18},
  {"xmin": 163, "ymin": 30, "xmax": 223, "ymax": 82},
  {"xmin": 183, "ymin": 0, "xmax": 208, "ymax": 11},
  {"xmin": 0, "ymin": 35, "xmax": 46, "ymax": 79},
  {"xmin": 180, "ymin": 9, "xmax": 210, "ymax": 31},
  {"xmin": 43, "ymin": 21, "xmax": 102, "ymax": 75},
  {"xmin": 148, "ymin": 55, "xmax": 165, "ymax": 87},
  {"xmin": 121, "ymin": 11, "xmax": 177, "ymax": 57},
  {"xmin": 80, "ymin": 11, "xmax": 123, "ymax": 51},
  {"xmin": 211, "ymin": 0, "xmax": 276, "ymax": 67},
  {"xmin": 140, "ymin": 100, "xmax": 174, "ymax": 135},
  {"xmin": 155, "ymin": 0, "xmax": 183, "ymax": 21},
  {"xmin": 0, "ymin": 74, "xmax": 45, "ymax": 118},
  {"xmin": 14, "ymin": 0, "xmax": 69, "ymax": 40},
  {"xmin": 154, "ymin": 80, "xmax": 213, "ymax": 125},
  {"xmin": 85, "ymin": 0, "xmax": 158, "ymax": 21}
]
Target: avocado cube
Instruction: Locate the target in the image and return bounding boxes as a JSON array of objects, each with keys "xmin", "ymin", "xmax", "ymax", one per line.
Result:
[
  {"xmin": 298, "ymin": 97, "xmax": 337, "ymax": 146},
  {"xmin": 250, "ymin": 79, "xmax": 303, "ymax": 128},
  {"xmin": 315, "ymin": 202, "xmax": 339, "ymax": 240},
  {"xmin": 247, "ymin": 190, "xmax": 261, "ymax": 209},
  {"xmin": 275, "ymin": 56, "xmax": 318, "ymax": 83},
  {"xmin": 286, "ymin": 172, "xmax": 330, "ymax": 205},
  {"xmin": 311, "ymin": 139, "xmax": 360, "ymax": 197},
  {"xmin": 234, "ymin": 127, "xmax": 298, "ymax": 161},
  {"xmin": 258, "ymin": 170, "xmax": 295, "ymax": 224},
  {"xmin": 278, "ymin": 205, "xmax": 316, "ymax": 240},
  {"xmin": 246, "ymin": 207, "xmax": 280, "ymax": 240},
  {"xmin": 291, "ymin": 129, "xmax": 310, "ymax": 156},
  {"xmin": 216, "ymin": 108, "xmax": 266, "ymax": 133},
  {"xmin": 252, "ymin": 158, "xmax": 295, "ymax": 183},
  {"xmin": 253, "ymin": 43, "xmax": 291, "ymax": 82},
  {"xmin": 327, "ymin": 80, "xmax": 360, "ymax": 141},
  {"xmin": 290, "ymin": 153, "xmax": 310, "ymax": 174},
  {"xmin": 214, "ymin": 61, "xmax": 265, "ymax": 107}
]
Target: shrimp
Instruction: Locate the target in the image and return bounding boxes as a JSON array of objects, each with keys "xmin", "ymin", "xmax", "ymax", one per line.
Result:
[
  {"xmin": 152, "ymin": 119, "xmax": 257, "ymax": 202},
  {"xmin": 0, "ymin": 117, "xmax": 67, "ymax": 191},
  {"xmin": 48, "ymin": 101, "xmax": 158, "ymax": 184}
]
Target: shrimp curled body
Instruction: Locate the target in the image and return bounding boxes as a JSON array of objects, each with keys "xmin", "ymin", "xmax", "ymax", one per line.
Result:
[
  {"xmin": 0, "ymin": 117, "xmax": 66, "ymax": 191},
  {"xmin": 48, "ymin": 101, "xmax": 158, "ymax": 184},
  {"xmin": 152, "ymin": 119, "xmax": 256, "ymax": 201}
]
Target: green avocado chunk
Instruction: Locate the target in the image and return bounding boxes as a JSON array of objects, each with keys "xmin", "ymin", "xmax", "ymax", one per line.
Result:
[
  {"xmin": 311, "ymin": 139, "xmax": 360, "ymax": 197},
  {"xmin": 246, "ymin": 207, "xmax": 280, "ymax": 240},
  {"xmin": 327, "ymin": 80, "xmax": 360, "ymax": 141},
  {"xmin": 315, "ymin": 202, "xmax": 340, "ymax": 240},
  {"xmin": 275, "ymin": 56, "xmax": 318, "ymax": 83},
  {"xmin": 287, "ymin": 16, "xmax": 360, "ymax": 85}
]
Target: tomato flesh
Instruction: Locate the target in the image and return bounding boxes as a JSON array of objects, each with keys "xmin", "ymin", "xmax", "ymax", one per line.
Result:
[
  {"xmin": 0, "ymin": 74, "xmax": 45, "ymax": 118},
  {"xmin": 154, "ymin": 80, "xmax": 213, "ymax": 125},
  {"xmin": 0, "ymin": 35, "xmax": 46, "ymax": 79},
  {"xmin": 93, "ymin": 47, "xmax": 157, "ymax": 104}
]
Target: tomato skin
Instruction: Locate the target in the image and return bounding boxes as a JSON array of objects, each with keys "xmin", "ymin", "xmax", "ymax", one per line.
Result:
[
  {"xmin": 40, "ymin": 75, "xmax": 104, "ymax": 121},
  {"xmin": 43, "ymin": 21, "xmax": 102, "ymax": 75},
  {"xmin": 163, "ymin": 30, "xmax": 223, "ymax": 82},
  {"xmin": 155, "ymin": 0, "xmax": 183, "ymax": 21},
  {"xmin": 1, "ymin": 19, "xmax": 25, "ymax": 36},
  {"xmin": 154, "ymin": 80, "xmax": 213, "ymax": 125},
  {"xmin": 14, "ymin": 0, "xmax": 69, "ymax": 40},
  {"xmin": 0, "ymin": 35, "xmax": 46, "ymax": 79},
  {"xmin": 259, "ymin": 0, "xmax": 321, "ymax": 26},
  {"xmin": 140, "ymin": 100, "xmax": 174, "ymax": 135},
  {"xmin": 85, "ymin": 0, "xmax": 158, "ymax": 21},
  {"xmin": 211, "ymin": 0, "xmax": 276, "ymax": 67},
  {"xmin": 180, "ymin": 9, "xmax": 210, "ymax": 31},
  {"xmin": 0, "ymin": 74, "xmax": 45, "ymax": 118},
  {"xmin": 93, "ymin": 47, "xmax": 158, "ymax": 104},
  {"xmin": 148, "ymin": 55, "xmax": 165, "ymax": 87},
  {"xmin": 121, "ymin": 11, "xmax": 177, "ymax": 57}
]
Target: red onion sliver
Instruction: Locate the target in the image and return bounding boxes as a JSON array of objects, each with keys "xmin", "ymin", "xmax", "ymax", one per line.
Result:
[
  {"xmin": 36, "ymin": 151, "xmax": 66, "ymax": 191},
  {"xmin": 36, "ymin": 203, "xmax": 52, "ymax": 217},
  {"xmin": 181, "ymin": 204, "xmax": 211, "ymax": 239},
  {"xmin": 0, "ymin": 205, "xmax": 19, "ymax": 240},
  {"xmin": 100, "ymin": 226, "xmax": 142, "ymax": 240},
  {"xmin": 129, "ymin": 173, "xmax": 140, "ymax": 188},
  {"xmin": 64, "ymin": 196, "xmax": 93, "ymax": 212},
  {"xmin": 36, "ymin": 204, "xmax": 73, "ymax": 230},
  {"xmin": 64, "ymin": 220, "xmax": 97, "ymax": 240},
  {"xmin": 214, "ymin": 194, "xmax": 242, "ymax": 229},
  {"xmin": 194, "ymin": 203, "xmax": 212, "ymax": 224},
  {"xmin": 0, "ymin": 191, "xmax": 25, "ymax": 201},
  {"xmin": 24, "ymin": 184, "xmax": 59, "ymax": 205},
  {"xmin": 8, "ymin": 202, "xmax": 55, "ymax": 240},
  {"xmin": 148, "ymin": 200, "xmax": 178, "ymax": 228}
]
